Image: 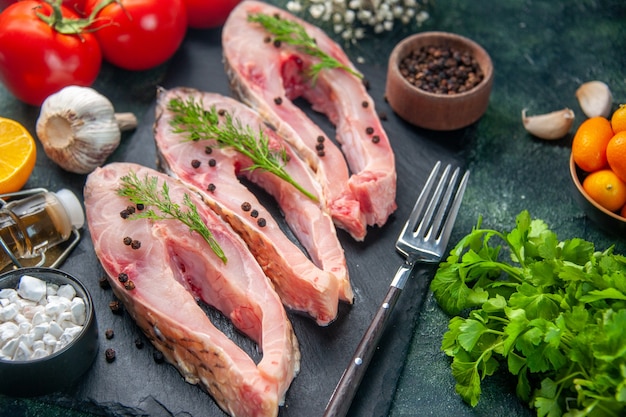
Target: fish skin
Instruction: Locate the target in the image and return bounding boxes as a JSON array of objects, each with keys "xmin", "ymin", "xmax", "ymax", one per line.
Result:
[
  {"xmin": 85, "ymin": 162, "xmax": 300, "ymax": 417},
  {"xmin": 154, "ymin": 87, "xmax": 352, "ymax": 318},
  {"xmin": 222, "ymin": 0, "xmax": 397, "ymax": 240}
]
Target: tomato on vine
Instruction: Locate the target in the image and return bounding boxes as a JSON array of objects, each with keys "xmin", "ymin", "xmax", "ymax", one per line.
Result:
[
  {"xmin": 0, "ymin": 1, "xmax": 102, "ymax": 106},
  {"xmin": 183, "ymin": 0, "xmax": 240, "ymax": 29},
  {"xmin": 84, "ymin": 0, "xmax": 187, "ymax": 71}
]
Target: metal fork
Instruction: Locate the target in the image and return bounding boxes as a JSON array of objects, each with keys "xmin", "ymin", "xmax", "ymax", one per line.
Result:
[{"xmin": 323, "ymin": 161, "xmax": 470, "ymax": 417}]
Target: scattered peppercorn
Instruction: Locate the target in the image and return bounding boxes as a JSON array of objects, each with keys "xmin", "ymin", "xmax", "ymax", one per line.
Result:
[
  {"xmin": 317, "ymin": 150, "xmax": 325, "ymax": 157},
  {"xmin": 241, "ymin": 202, "xmax": 252, "ymax": 212},
  {"xmin": 134, "ymin": 338, "xmax": 145, "ymax": 349},
  {"xmin": 153, "ymin": 350, "xmax": 165, "ymax": 364},
  {"xmin": 274, "ymin": 97, "xmax": 283, "ymax": 105},
  {"xmin": 136, "ymin": 203, "xmax": 144, "ymax": 211},
  {"xmin": 316, "ymin": 142, "xmax": 324, "ymax": 151},
  {"xmin": 250, "ymin": 209, "xmax": 259, "ymax": 218},
  {"xmin": 123, "ymin": 236, "xmax": 133, "ymax": 246},
  {"xmin": 118, "ymin": 273, "xmax": 129, "ymax": 283},
  {"xmin": 361, "ymin": 101, "xmax": 369, "ymax": 108},
  {"xmin": 109, "ymin": 300, "xmax": 123, "ymax": 315},
  {"xmin": 317, "ymin": 135, "xmax": 325, "ymax": 143},
  {"xmin": 119, "ymin": 209, "xmax": 131, "ymax": 219},
  {"xmin": 372, "ymin": 135, "xmax": 380, "ymax": 144},
  {"xmin": 205, "ymin": 146, "xmax": 212, "ymax": 154},
  {"xmin": 273, "ymin": 39, "xmax": 281, "ymax": 48},
  {"xmin": 257, "ymin": 218, "xmax": 267, "ymax": 227},
  {"xmin": 208, "ymin": 159, "xmax": 216, "ymax": 167},
  {"xmin": 207, "ymin": 183, "xmax": 216, "ymax": 192},
  {"xmin": 105, "ymin": 348, "xmax": 116, "ymax": 363},
  {"xmin": 191, "ymin": 159, "xmax": 201, "ymax": 168},
  {"xmin": 105, "ymin": 328, "xmax": 114, "ymax": 339},
  {"xmin": 399, "ymin": 45, "xmax": 484, "ymax": 94},
  {"xmin": 131, "ymin": 240, "xmax": 141, "ymax": 250},
  {"xmin": 365, "ymin": 126, "xmax": 374, "ymax": 135},
  {"xmin": 124, "ymin": 280, "xmax": 135, "ymax": 291},
  {"xmin": 99, "ymin": 276, "xmax": 111, "ymax": 289},
  {"xmin": 126, "ymin": 205, "xmax": 136, "ymax": 214},
  {"xmin": 218, "ymin": 108, "xmax": 226, "ymax": 116}
]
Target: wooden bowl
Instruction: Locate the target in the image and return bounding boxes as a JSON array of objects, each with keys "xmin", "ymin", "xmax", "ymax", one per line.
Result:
[
  {"xmin": 569, "ymin": 154, "xmax": 626, "ymax": 235},
  {"xmin": 385, "ymin": 31, "xmax": 494, "ymax": 131}
]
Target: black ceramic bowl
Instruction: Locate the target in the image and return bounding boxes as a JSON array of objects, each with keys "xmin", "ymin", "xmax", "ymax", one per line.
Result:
[
  {"xmin": 0, "ymin": 267, "xmax": 98, "ymax": 397},
  {"xmin": 569, "ymin": 154, "xmax": 626, "ymax": 236}
]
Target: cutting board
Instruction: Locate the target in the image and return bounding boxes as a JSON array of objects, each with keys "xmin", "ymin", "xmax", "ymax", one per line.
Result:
[{"xmin": 23, "ymin": 25, "xmax": 467, "ymax": 417}]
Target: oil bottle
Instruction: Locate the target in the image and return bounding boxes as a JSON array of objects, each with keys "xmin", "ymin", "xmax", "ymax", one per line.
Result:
[{"xmin": 0, "ymin": 189, "xmax": 84, "ymax": 269}]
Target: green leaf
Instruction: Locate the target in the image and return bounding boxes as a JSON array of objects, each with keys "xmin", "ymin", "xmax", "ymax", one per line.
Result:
[
  {"xmin": 579, "ymin": 288, "xmax": 626, "ymax": 304},
  {"xmin": 451, "ymin": 355, "xmax": 482, "ymax": 407},
  {"xmin": 534, "ymin": 378, "xmax": 562, "ymax": 417},
  {"xmin": 458, "ymin": 319, "xmax": 489, "ymax": 352}
]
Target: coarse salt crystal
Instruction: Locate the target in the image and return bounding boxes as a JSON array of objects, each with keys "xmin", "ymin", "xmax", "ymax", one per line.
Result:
[
  {"xmin": 17, "ymin": 275, "xmax": 47, "ymax": 302},
  {"xmin": 57, "ymin": 284, "xmax": 76, "ymax": 300}
]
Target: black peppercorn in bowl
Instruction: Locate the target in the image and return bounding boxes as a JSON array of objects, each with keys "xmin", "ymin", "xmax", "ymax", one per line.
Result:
[
  {"xmin": 0, "ymin": 267, "xmax": 99, "ymax": 397},
  {"xmin": 385, "ymin": 31, "xmax": 494, "ymax": 130},
  {"xmin": 569, "ymin": 154, "xmax": 626, "ymax": 236}
]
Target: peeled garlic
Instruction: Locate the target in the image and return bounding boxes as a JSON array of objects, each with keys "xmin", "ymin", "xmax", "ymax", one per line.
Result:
[
  {"xmin": 521, "ymin": 108, "xmax": 575, "ymax": 140},
  {"xmin": 36, "ymin": 86, "xmax": 137, "ymax": 174},
  {"xmin": 576, "ymin": 81, "xmax": 613, "ymax": 118}
]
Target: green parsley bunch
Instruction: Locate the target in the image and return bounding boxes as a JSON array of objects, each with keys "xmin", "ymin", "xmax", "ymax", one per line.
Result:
[{"xmin": 431, "ymin": 210, "xmax": 626, "ymax": 417}]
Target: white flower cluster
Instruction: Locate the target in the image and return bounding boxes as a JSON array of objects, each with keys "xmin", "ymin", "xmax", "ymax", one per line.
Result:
[{"xmin": 286, "ymin": 0, "xmax": 430, "ymax": 43}]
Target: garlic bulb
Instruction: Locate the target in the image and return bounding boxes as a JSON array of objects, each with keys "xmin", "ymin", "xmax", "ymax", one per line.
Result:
[
  {"xmin": 576, "ymin": 81, "xmax": 613, "ymax": 118},
  {"xmin": 522, "ymin": 108, "xmax": 575, "ymax": 140},
  {"xmin": 36, "ymin": 86, "xmax": 137, "ymax": 174}
]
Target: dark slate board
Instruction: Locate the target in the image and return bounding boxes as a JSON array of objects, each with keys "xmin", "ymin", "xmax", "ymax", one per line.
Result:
[{"xmin": 17, "ymin": 26, "xmax": 468, "ymax": 417}]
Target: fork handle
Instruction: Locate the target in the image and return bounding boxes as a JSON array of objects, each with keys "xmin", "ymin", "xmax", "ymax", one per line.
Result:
[{"xmin": 323, "ymin": 262, "xmax": 413, "ymax": 417}]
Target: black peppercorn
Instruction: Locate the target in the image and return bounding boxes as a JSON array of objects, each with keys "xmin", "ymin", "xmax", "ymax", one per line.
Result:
[
  {"xmin": 135, "ymin": 338, "xmax": 145, "ymax": 349},
  {"xmin": 372, "ymin": 135, "xmax": 380, "ymax": 144},
  {"xmin": 131, "ymin": 240, "xmax": 141, "ymax": 250},
  {"xmin": 124, "ymin": 280, "xmax": 135, "ymax": 291},
  {"xmin": 123, "ymin": 236, "xmax": 132, "ymax": 246},
  {"xmin": 105, "ymin": 328, "xmax": 114, "ymax": 339},
  {"xmin": 120, "ymin": 209, "xmax": 131, "ymax": 219},
  {"xmin": 109, "ymin": 300, "xmax": 123, "ymax": 315},
  {"xmin": 208, "ymin": 159, "xmax": 216, "ymax": 167},
  {"xmin": 136, "ymin": 203, "xmax": 144, "ymax": 211},
  {"xmin": 257, "ymin": 218, "xmax": 267, "ymax": 227},
  {"xmin": 250, "ymin": 209, "xmax": 259, "ymax": 218},
  {"xmin": 207, "ymin": 183, "xmax": 216, "ymax": 192},
  {"xmin": 153, "ymin": 350, "xmax": 165, "ymax": 364},
  {"xmin": 105, "ymin": 348, "xmax": 116, "ymax": 363},
  {"xmin": 365, "ymin": 126, "xmax": 374, "ymax": 135},
  {"xmin": 274, "ymin": 97, "xmax": 283, "ymax": 105},
  {"xmin": 205, "ymin": 146, "xmax": 212, "ymax": 154},
  {"xmin": 191, "ymin": 159, "xmax": 201, "ymax": 168},
  {"xmin": 241, "ymin": 202, "xmax": 252, "ymax": 211},
  {"xmin": 99, "ymin": 276, "xmax": 110, "ymax": 289},
  {"xmin": 118, "ymin": 273, "xmax": 128, "ymax": 283}
]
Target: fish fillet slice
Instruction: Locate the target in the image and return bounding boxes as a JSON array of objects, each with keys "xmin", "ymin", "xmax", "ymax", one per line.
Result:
[
  {"xmin": 154, "ymin": 87, "xmax": 352, "ymax": 317},
  {"xmin": 85, "ymin": 162, "xmax": 299, "ymax": 417},
  {"xmin": 223, "ymin": 0, "xmax": 397, "ymax": 240}
]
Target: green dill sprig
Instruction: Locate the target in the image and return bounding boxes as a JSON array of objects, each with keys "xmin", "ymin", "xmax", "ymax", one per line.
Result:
[
  {"xmin": 116, "ymin": 171, "xmax": 227, "ymax": 264},
  {"xmin": 247, "ymin": 12, "xmax": 362, "ymax": 83},
  {"xmin": 167, "ymin": 96, "xmax": 318, "ymax": 202}
]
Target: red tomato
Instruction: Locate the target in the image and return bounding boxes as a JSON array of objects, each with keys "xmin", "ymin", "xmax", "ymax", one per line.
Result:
[
  {"xmin": 0, "ymin": 1, "xmax": 102, "ymax": 106},
  {"xmin": 62, "ymin": 0, "xmax": 88, "ymax": 16},
  {"xmin": 184, "ymin": 0, "xmax": 240, "ymax": 29},
  {"xmin": 84, "ymin": 0, "xmax": 187, "ymax": 71}
]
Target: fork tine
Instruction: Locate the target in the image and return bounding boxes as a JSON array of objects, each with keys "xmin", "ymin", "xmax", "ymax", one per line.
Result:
[
  {"xmin": 414, "ymin": 163, "xmax": 453, "ymax": 240},
  {"xmin": 399, "ymin": 160, "xmax": 443, "ymax": 240},
  {"xmin": 436, "ymin": 168, "xmax": 470, "ymax": 249}
]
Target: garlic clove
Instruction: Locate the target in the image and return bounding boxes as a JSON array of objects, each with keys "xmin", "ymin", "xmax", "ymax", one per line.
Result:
[
  {"xmin": 36, "ymin": 86, "xmax": 137, "ymax": 175},
  {"xmin": 522, "ymin": 108, "xmax": 575, "ymax": 140},
  {"xmin": 576, "ymin": 81, "xmax": 613, "ymax": 118}
]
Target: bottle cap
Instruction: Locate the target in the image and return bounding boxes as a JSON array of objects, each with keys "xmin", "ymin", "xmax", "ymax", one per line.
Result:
[{"xmin": 55, "ymin": 189, "xmax": 85, "ymax": 229}]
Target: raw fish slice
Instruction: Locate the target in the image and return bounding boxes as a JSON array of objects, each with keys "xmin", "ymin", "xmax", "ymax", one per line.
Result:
[
  {"xmin": 155, "ymin": 87, "xmax": 351, "ymax": 319},
  {"xmin": 223, "ymin": 0, "xmax": 397, "ymax": 241},
  {"xmin": 85, "ymin": 162, "xmax": 299, "ymax": 417}
]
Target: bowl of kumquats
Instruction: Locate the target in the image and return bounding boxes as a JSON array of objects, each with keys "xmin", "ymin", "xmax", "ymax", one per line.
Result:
[{"xmin": 570, "ymin": 105, "xmax": 626, "ymax": 235}]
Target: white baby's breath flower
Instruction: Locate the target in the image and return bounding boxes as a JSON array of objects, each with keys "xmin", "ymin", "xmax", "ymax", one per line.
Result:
[{"xmin": 287, "ymin": 0, "xmax": 429, "ymax": 44}]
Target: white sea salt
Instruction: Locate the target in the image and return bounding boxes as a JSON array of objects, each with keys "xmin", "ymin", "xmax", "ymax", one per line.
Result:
[{"xmin": 0, "ymin": 274, "xmax": 86, "ymax": 361}]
